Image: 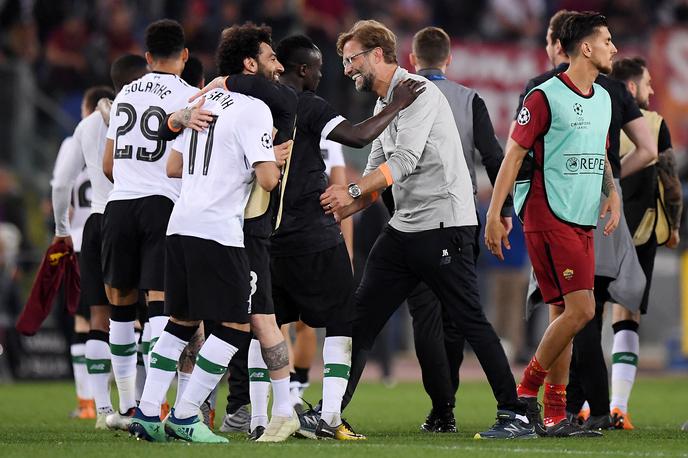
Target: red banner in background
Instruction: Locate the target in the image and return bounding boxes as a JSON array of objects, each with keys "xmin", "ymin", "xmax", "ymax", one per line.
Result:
[
  {"xmin": 400, "ymin": 33, "xmax": 687, "ymax": 149},
  {"xmin": 650, "ymin": 28, "xmax": 688, "ymax": 150}
]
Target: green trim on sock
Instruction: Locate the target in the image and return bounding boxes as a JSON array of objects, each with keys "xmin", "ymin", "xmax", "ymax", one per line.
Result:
[
  {"xmin": 249, "ymin": 368, "xmax": 270, "ymax": 382},
  {"xmin": 196, "ymin": 355, "xmax": 227, "ymax": 375},
  {"xmin": 323, "ymin": 363, "xmax": 350, "ymax": 379},
  {"xmin": 72, "ymin": 355, "xmax": 87, "ymax": 364},
  {"xmin": 149, "ymin": 352, "xmax": 178, "ymax": 372},
  {"xmin": 141, "ymin": 341, "xmax": 150, "ymax": 355},
  {"xmin": 612, "ymin": 352, "xmax": 638, "ymax": 366},
  {"xmin": 149, "ymin": 337, "xmax": 159, "ymax": 351},
  {"xmin": 110, "ymin": 342, "xmax": 137, "ymax": 357},
  {"xmin": 86, "ymin": 358, "xmax": 112, "ymax": 374}
]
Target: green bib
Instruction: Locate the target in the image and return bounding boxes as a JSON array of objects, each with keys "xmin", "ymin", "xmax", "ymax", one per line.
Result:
[{"xmin": 514, "ymin": 76, "xmax": 612, "ymax": 227}]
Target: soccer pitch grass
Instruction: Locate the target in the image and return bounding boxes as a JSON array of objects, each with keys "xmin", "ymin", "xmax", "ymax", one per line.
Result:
[{"xmin": 1, "ymin": 377, "xmax": 687, "ymax": 458}]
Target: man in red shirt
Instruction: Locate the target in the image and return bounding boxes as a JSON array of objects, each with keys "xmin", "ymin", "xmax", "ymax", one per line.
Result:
[{"xmin": 485, "ymin": 12, "xmax": 621, "ymax": 437}]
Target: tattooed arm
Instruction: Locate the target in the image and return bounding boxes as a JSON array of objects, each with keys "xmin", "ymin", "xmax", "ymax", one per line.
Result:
[
  {"xmin": 657, "ymin": 147, "xmax": 683, "ymax": 247},
  {"xmin": 600, "ymin": 152, "xmax": 621, "ymax": 236}
]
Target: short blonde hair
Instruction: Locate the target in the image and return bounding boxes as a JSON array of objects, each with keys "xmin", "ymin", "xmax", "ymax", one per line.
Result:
[{"xmin": 336, "ymin": 20, "xmax": 397, "ymax": 64}]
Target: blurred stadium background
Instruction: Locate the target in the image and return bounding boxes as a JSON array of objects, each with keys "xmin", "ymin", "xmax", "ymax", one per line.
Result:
[{"xmin": 0, "ymin": 0, "xmax": 687, "ymax": 384}]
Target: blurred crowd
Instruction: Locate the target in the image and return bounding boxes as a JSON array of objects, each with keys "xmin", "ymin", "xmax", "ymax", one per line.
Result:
[{"xmin": 0, "ymin": 0, "xmax": 687, "ymax": 376}]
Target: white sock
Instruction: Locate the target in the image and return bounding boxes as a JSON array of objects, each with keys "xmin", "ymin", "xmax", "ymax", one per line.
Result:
[
  {"xmin": 271, "ymin": 377, "xmax": 292, "ymax": 418},
  {"xmin": 248, "ymin": 339, "xmax": 269, "ymax": 430},
  {"xmin": 175, "ymin": 334, "xmax": 238, "ymax": 420},
  {"xmin": 175, "ymin": 371, "xmax": 191, "ymax": 406},
  {"xmin": 86, "ymin": 337, "xmax": 112, "ymax": 413},
  {"xmin": 71, "ymin": 343, "xmax": 91, "ymax": 399},
  {"xmin": 141, "ymin": 322, "xmax": 151, "ymax": 372},
  {"xmin": 149, "ymin": 315, "xmax": 169, "ymax": 352},
  {"xmin": 610, "ymin": 329, "xmax": 639, "ymax": 413},
  {"xmin": 109, "ymin": 319, "xmax": 137, "ymax": 413},
  {"xmin": 139, "ymin": 330, "xmax": 187, "ymax": 417},
  {"xmin": 321, "ymin": 336, "xmax": 351, "ymax": 427}
]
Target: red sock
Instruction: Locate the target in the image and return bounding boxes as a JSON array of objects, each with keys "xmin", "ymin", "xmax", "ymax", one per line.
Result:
[
  {"xmin": 517, "ymin": 356, "xmax": 548, "ymax": 397},
  {"xmin": 543, "ymin": 384, "xmax": 567, "ymax": 426}
]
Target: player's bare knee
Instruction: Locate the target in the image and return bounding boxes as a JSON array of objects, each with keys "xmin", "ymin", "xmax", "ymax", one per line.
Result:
[
  {"xmin": 261, "ymin": 340, "xmax": 289, "ymax": 371},
  {"xmin": 146, "ymin": 290, "xmax": 165, "ymax": 302},
  {"xmin": 169, "ymin": 316, "xmax": 201, "ymax": 327},
  {"xmin": 107, "ymin": 287, "xmax": 137, "ymax": 306},
  {"xmin": 90, "ymin": 305, "xmax": 110, "ymax": 332}
]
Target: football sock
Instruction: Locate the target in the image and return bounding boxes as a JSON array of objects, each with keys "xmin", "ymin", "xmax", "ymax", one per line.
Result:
[
  {"xmin": 175, "ymin": 371, "xmax": 191, "ymax": 406},
  {"xmin": 109, "ymin": 304, "xmax": 138, "ymax": 413},
  {"xmin": 147, "ymin": 301, "xmax": 168, "ymax": 354},
  {"xmin": 517, "ymin": 355, "xmax": 548, "ymax": 398},
  {"xmin": 141, "ymin": 322, "xmax": 151, "ymax": 372},
  {"xmin": 292, "ymin": 366, "xmax": 309, "ymax": 384},
  {"xmin": 544, "ymin": 383, "xmax": 567, "ymax": 426},
  {"xmin": 270, "ymin": 376, "xmax": 292, "ymax": 418},
  {"xmin": 321, "ymin": 336, "xmax": 351, "ymax": 427},
  {"xmin": 175, "ymin": 327, "xmax": 249, "ymax": 420},
  {"xmin": 248, "ymin": 338, "xmax": 269, "ymax": 430},
  {"xmin": 610, "ymin": 320, "xmax": 639, "ymax": 413},
  {"xmin": 86, "ymin": 330, "xmax": 113, "ymax": 413},
  {"xmin": 138, "ymin": 321, "xmax": 197, "ymax": 417},
  {"xmin": 71, "ymin": 332, "xmax": 91, "ymax": 400}
]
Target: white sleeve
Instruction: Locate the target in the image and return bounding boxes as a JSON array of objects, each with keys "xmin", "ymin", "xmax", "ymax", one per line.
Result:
[
  {"xmin": 238, "ymin": 102, "xmax": 276, "ymax": 166},
  {"xmin": 321, "ymin": 138, "xmax": 345, "ymax": 168},
  {"xmin": 51, "ymin": 135, "xmax": 86, "ymax": 237}
]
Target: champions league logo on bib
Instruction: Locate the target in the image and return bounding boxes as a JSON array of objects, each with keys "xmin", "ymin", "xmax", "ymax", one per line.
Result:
[
  {"xmin": 573, "ymin": 103, "xmax": 583, "ymax": 116},
  {"xmin": 517, "ymin": 107, "xmax": 531, "ymax": 125}
]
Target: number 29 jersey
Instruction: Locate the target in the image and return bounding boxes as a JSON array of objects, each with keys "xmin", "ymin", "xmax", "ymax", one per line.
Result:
[
  {"xmin": 166, "ymin": 89, "xmax": 276, "ymax": 248},
  {"xmin": 106, "ymin": 71, "xmax": 198, "ymax": 203}
]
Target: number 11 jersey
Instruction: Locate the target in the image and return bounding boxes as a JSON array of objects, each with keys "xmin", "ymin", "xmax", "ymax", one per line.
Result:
[{"xmin": 106, "ymin": 71, "xmax": 198, "ymax": 203}]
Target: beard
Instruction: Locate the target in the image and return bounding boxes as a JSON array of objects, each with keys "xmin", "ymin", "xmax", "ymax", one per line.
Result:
[
  {"xmin": 257, "ymin": 62, "xmax": 277, "ymax": 82},
  {"xmin": 637, "ymin": 97, "xmax": 649, "ymax": 110},
  {"xmin": 354, "ymin": 72, "xmax": 374, "ymax": 92}
]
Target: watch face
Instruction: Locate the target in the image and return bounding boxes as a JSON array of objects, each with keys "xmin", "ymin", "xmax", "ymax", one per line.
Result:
[{"xmin": 348, "ymin": 184, "xmax": 361, "ymax": 198}]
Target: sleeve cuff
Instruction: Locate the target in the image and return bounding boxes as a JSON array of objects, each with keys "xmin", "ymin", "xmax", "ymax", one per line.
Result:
[
  {"xmin": 167, "ymin": 116, "xmax": 182, "ymax": 133},
  {"xmin": 321, "ymin": 115, "xmax": 346, "ymax": 139}
]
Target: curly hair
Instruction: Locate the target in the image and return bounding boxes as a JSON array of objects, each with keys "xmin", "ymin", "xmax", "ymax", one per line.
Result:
[
  {"xmin": 145, "ymin": 19, "xmax": 185, "ymax": 58},
  {"xmin": 216, "ymin": 23, "xmax": 273, "ymax": 75}
]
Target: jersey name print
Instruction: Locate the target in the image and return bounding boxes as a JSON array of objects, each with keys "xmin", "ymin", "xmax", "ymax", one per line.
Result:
[
  {"xmin": 166, "ymin": 89, "xmax": 276, "ymax": 247},
  {"xmin": 106, "ymin": 72, "xmax": 198, "ymax": 203}
]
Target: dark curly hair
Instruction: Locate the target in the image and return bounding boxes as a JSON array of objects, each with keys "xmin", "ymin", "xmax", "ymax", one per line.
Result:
[
  {"xmin": 145, "ymin": 19, "xmax": 185, "ymax": 58},
  {"xmin": 216, "ymin": 23, "xmax": 273, "ymax": 75}
]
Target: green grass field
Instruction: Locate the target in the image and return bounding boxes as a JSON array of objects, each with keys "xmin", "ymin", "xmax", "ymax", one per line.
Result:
[{"xmin": 1, "ymin": 377, "xmax": 687, "ymax": 457}]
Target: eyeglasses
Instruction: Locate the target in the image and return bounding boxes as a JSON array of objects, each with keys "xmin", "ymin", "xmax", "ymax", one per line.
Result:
[{"xmin": 342, "ymin": 48, "xmax": 376, "ymax": 68}]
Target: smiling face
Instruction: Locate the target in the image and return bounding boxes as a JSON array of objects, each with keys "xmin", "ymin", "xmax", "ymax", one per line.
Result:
[
  {"xmin": 342, "ymin": 39, "xmax": 376, "ymax": 93},
  {"xmin": 256, "ymin": 41, "xmax": 284, "ymax": 81},
  {"xmin": 586, "ymin": 26, "xmax": 617, "ymax": 74}
]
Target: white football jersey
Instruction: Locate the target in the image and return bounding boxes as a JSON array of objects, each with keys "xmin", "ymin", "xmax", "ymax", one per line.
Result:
[
  {"xmin": 73, "ymin": 111, "xmax": 111, "ymax": 214},
  {"xmin": 106, "ymin": 72, "xmax": 198, "ymax": 203},
  {"xmin": 70, "ymin": 169, "xmax": 91, "ymax": 252},
  {"xmin": 320, "ymin": 137, "xmax": 345, "ymax": 178},
  {"xmin": 166, "ymin": 89, "xmax": 275, "ymax": 247}
]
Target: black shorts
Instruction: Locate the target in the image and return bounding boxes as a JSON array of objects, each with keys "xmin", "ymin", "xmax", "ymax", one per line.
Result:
[
  {"xmin": 636, "ymin": 233, "xmax": 658, "ymax": 315},
  {"xmin": 165, "ymin": 234, "xmax": 250, "ymax": 323},
  {"xmin": 272, "ymin": 242, "xmax": 354, "ymax": 328},
  {"xmin": 245, "ymin": 235, "xmax": 273, "ymax": 315},
  {"xmin": 101, "ymin": 196, "xmax": 173, "ymax": 291},
  {"xmin": 80, "ymin": 213, "xmax": 108, "ymax": 307}
]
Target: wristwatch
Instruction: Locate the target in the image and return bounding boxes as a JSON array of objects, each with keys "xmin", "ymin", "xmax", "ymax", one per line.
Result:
[{"xmin": 347, "ymin": 183, "xmax": 362, "ymax": 199}]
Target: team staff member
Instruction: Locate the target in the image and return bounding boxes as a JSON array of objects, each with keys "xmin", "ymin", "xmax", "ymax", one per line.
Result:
[
  {"xmin": 608, "ymin": 57, "xmax": 682, "ymax": 430},
  {"xmin": 321, "ymin": 19, "xmax": 534, "ymax": 440},
  {"xmin": 486, "ymin": 12, "xmax": 619, "ymax": 437},
  {"xmin": 404, "ymin": 26, "xmax": 514, "ymax": 433}
]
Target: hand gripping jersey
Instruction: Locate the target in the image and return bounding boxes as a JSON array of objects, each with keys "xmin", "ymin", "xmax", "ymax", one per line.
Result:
[
  {"xmin": 106, "ymin": 72, "xmax": 198, "ymax": 203},
  {"xmin": 514, "ymin": 76, "xmax": 612, "ymax": 227},
  {"xmin": 166, "ymin": 88, "xmax": 276, "ymax": 247}
]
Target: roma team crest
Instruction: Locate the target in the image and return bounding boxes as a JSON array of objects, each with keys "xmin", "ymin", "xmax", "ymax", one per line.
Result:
[{"xmin": 563, "ymin": 268, "xmax": 574, "ymax": 280}]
